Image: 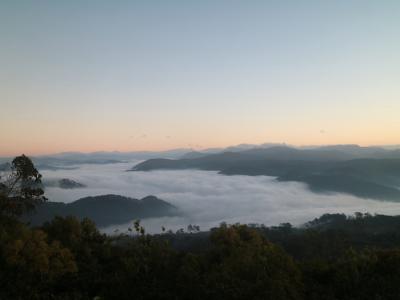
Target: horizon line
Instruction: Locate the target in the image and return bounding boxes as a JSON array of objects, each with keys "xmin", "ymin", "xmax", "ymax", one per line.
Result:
[{"xmin": 2, "ymin": 142, "xmax": 400, "ymax": 158}]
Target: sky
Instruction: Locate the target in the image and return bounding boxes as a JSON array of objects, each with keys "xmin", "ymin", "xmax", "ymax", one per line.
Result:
[{"xmin": 1, "ymin": 0, "xmax": 399, "ymax": 156}]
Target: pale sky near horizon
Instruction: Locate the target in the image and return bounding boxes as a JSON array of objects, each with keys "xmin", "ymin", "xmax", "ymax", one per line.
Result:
[{"xmin": 1, "ymin": 1, "xmax": 399, "ymax": 156}]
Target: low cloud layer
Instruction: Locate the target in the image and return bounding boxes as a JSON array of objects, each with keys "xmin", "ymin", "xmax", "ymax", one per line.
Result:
[{"xmin": 41, "ymin": 162, "xmax": 400, "ymax": 233}]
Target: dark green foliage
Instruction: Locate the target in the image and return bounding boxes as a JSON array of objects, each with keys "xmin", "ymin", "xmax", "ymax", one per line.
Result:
[
  {"xmin": 5, "ymin": 212, "xmax": 400, "ymax": 299},
  {"xmin": 4, "ymin": 156, "xmax": 400, "ymax": 299},
  {"xmin": 0, "ymin": 155, "xmax": 47, "ymax": 217},
  {"xmin": 202, "ymin": 224, "xmax": 303, "ymax": 300},
  {"xmin": 302, "ymin": 249, "xmax": 400, "ymax": 300},
  {"xmin": 0, "ymin": 216, "xmax": 77, "ymax": 300}
]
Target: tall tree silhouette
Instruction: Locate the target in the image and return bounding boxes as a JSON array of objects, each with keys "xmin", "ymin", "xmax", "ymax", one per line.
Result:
[{"xmin": 0, "ymin": 155, "xmax": 46, "ymax": 217}]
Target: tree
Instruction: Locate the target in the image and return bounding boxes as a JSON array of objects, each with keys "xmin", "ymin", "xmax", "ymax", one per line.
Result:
[
  {"xmin": 201, "ymin": 224, "xmax": 303, "ymax": 300},
  {"xmin": 0, "ymin": 155, "xmax": 46, "ymax": 217}
]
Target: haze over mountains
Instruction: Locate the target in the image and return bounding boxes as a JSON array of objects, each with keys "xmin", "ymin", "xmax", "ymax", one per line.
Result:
[
  {"xmin": 3, "ymin": 143, "xmax": 400, "ymax": 233},
  {"xmin": 31, "ymin": 161, "xmax": 400, "ymax": 234},
  {"xmin": 0, "ymin": 149, "xmax": 202, "ymax": 171},
  {"xmin": 177, "ymin": 144, "xmax": 400, "ymax": 161},
  {"xmin": 3, "ymin": 143, "xmax": 400, "ymax": 203},
  {"xmin": 2, "ymin": 143, "xmax": 400, "ymax": 167},
  {"xmin": 132, "ymin": 144, "xmax": 400, "ymax": 202}
]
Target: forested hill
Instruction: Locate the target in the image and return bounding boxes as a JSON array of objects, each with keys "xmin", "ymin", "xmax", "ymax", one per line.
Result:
[
  {"xmin": 131, "ymin": 146, "xmax": 400, "ymax": 201},
  {"xmin": 23, "ymin": 194, "xmax": 179, "ymax": 227},
  {"xmin": 165, "ymin": 213, "xmax": 400, "ymax": 259},
  {"xmin": 4, "ymin": 155, "xmax": 400, "ymax": 299},
  {"xmin": 5, "ymin": 211, "xmax": 400, "ymax": 299}
]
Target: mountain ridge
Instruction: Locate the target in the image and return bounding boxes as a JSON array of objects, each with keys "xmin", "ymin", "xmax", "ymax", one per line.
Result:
[
  {"xmin": 23, "ymin": 194, "xmax": 180, "ymax": 227},
  {"xmin": 131, "ymin": 146, "xmax": 400, "ymax": 201}
]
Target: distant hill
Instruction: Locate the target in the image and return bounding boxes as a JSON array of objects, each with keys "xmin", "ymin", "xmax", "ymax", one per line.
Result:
[
  {"xmin": 132, "ymin": 145, "xmax": 400, "ymax": 172},
  {"xmin": 180, "ymin": 151, "xmax": 209, "ymax": 159},
  {"xmin": 177, "ymin": 144, "xmax": 400, "ymax": 162},
  {"xmin": 2, "ymin": 144, "xmax": 399, "ymax": 170},
  {"xmin": 30, "ymin": 149, "xmax": 194, "ymax": 169},
  {"xmin": 44, "ymin": 178, "xmax": 86, "ymax": 189},
  {"xmin": 23, "ymin": 194, "xmax": 179, "ymax": 227},
  {"xmin": 0, "ymin": 149, "xmax": 195, "ymax": 171},
  {"xmin": 58, "ymin": 178, "xmax": 86, "ymax": 189},
  {"xmin": 131, "ymin": 146, "xmax": 400, "ymax": 201}
]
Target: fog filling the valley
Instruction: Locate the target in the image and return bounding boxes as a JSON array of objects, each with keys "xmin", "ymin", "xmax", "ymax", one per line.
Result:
[{"xmin": 41, "ymin": 161, "xmax": 400, "ymax": 234}]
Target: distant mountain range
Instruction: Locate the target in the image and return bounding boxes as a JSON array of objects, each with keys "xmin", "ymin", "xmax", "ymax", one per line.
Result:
[
  {"xmin": 23, "ymin": 194, "xmax": 179, "ymax": 227},
  {"xmin": 0, "ymin": 149, "xmax": 195, "ymax": 170},
  {"xmin": 131, "ymin": 145, "xmax": 400, "ymax": 201},
  {"xmin": 178, "ymin": 145, "xmax": 400, "ymax": 161},
  {"xmin": 1, "ymin": 144, "xmax": 399, "ymax": 170}
]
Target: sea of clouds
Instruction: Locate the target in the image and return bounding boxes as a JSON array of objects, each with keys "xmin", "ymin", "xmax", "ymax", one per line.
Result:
[{"xmin": 41, "ymin": 161, "xmax": 400, "ymax": 233}]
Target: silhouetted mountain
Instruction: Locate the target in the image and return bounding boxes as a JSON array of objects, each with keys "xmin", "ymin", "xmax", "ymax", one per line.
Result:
[
  {"xmin": 177, "ymin": 144, "xmax": 400, "ymax": 163},
  {"xmin": 43, "ymin": 178, "xmax": 86, "ymax": 189},
  {"xmin": 58, "ymin": 179, "xmax": 86, "ymax": 189},
  {"xmin": 0, "ymin": 149, "xmax": 196, "ymax": 171},
  {"xmin": 180, "ymin": 151, "xmax": 208, "ymax": 159},
  {"xmin": 131, "ymin": 146, "xmax": 352, "ymax": 172},
  {"xmin": 2, "ymin": 144, "xmax": 400, "ymax": 170},
  {"xmin": 131, "ymin": 148, "xmax": 400, "ymax": 201},
  {"xmin": 23, "ymin": 194, "xmax": 179, "ymax": 227}
]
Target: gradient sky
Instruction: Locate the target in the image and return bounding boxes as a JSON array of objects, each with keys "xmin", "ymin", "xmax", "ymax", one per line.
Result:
[{"xmin": 1, "ymin": 0, "xmax": 399, "ymax": 156}]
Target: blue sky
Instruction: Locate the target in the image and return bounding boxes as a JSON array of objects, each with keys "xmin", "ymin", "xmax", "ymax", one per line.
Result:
[{"xmin": 1, "ymin": 1, "xmax": 399, "ymax": 155}]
